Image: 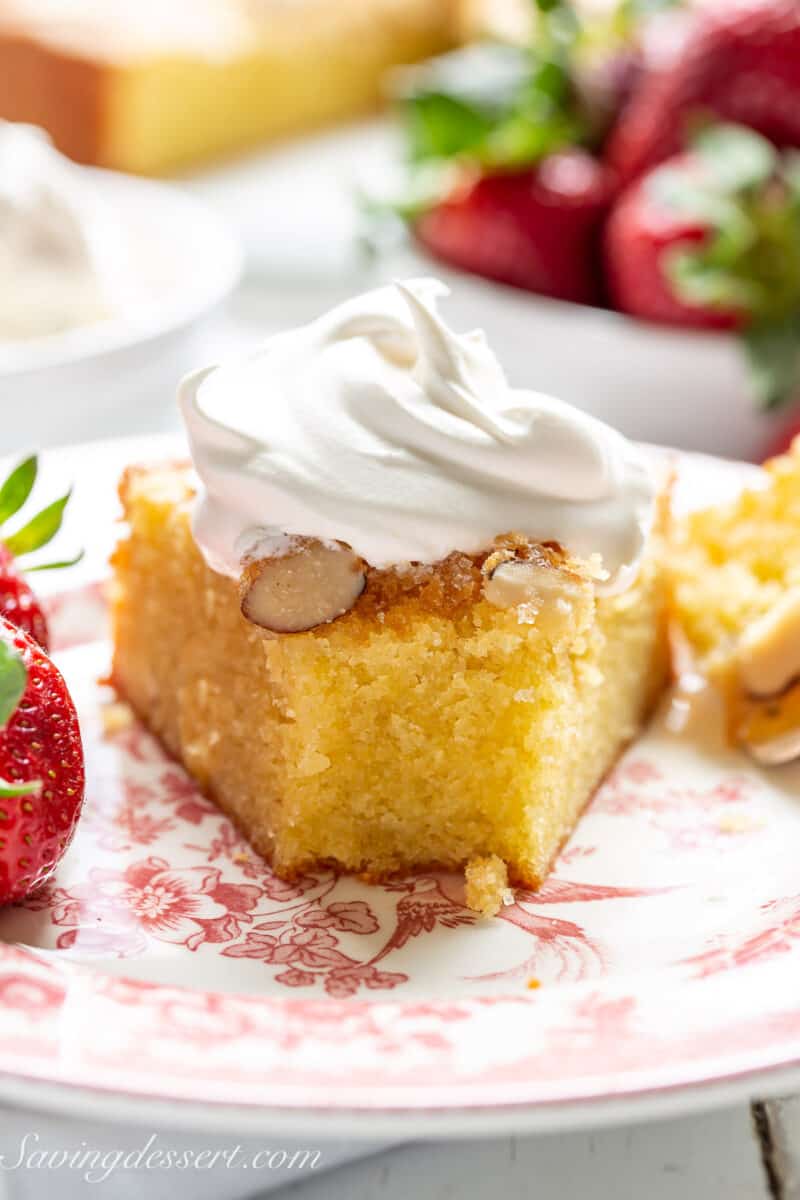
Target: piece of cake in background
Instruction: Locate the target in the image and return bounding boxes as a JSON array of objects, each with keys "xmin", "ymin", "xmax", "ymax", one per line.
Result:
[
  {"xmin": 110, "ymin": 279, "xmax": 670, "ymax": 917},
  {"xmin": 671, "ymin": 439, "xmax": 800, "ymax": 766},
  {"xmin": 0, "ymin": 0, "xmax": 455, "ymax": 174}
]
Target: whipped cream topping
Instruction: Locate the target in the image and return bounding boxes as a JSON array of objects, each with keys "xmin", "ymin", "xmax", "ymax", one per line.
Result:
[
  {"xmin": 0, "ymin": 122, "xmax": 129, "ymax": 340},
  {"xmin": 181, "ymin": 279, "xmax": 656, "ymax": 591}
]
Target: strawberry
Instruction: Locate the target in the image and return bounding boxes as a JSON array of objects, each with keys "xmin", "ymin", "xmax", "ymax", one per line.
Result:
[
  {"xmin": 0, "ymin": 546, "xmax": 48, "ymax": 651},
  {"xmin": 606, "ymin": 0, "xmax": 800, "ymax": 184},
  {"xmin": 381, "ymin": 1, "xmax": 677, "ymax": 302},
  {"xmin": 605, "ymin": 123, "xmax": 800, "ymax": 405},
  {"xmin": 0, "ymin": 619, "xmax": 84, "ymax": 904},
  {"xmin": 763, "ymin": 415, "xmax": 800, "ymax": 459},
  {"xmin": 414, "ymin": 151, "xmax": 616, "ymax": 304},
  {"xmin": 0, "ymin": 455, "xmax": 81, "ymax": 651}
]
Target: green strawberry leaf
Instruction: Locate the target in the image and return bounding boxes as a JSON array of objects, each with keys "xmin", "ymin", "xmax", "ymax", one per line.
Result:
[
  {"xmin": 393, "ymin": 34, "xmax": 587, "ymax": 178},
  {"xmin": 0, "ymin": 456, "xmax": 37, "ymax": 528},
  {"xmin": 403, "ymin": 91, "xmax": 492, "ymax": 164},
  {"xmin": 0, "ymin": 777, "xmax": 42, "ymax": 799},
  {"xmin": 692, "ymin": 124, "xmax": 777, "ymax": 194},
  {"xmin": 743, "ymin": 317, "xmax": 800, "ymax": 410},
  {"xmin": 4, "ymin": 490, "xmax": 71, "ymax": 558},
  {"xmin": 667, "ymin": 247, "xmax": 765, "ymax": 312},
  {"xmin": 0, "ymin": 641, "xmax": 27, "ymax": 728},
  {"xmin": 658, "ymin": 124, "xmax": 800, "ymax": 340},
  {"xmin": 24, "ymin": 548, "xmax": 85, "ymax": 573}
]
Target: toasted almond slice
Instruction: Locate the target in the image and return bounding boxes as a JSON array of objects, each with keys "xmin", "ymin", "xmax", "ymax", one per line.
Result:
[
  {"xmin": 737, "ymin": 587, "xmax": 800, "ymax": 699},
  {"xmin": 743, "ymin": 728, "xmax": 800, "ymax": 767},
  {"xmin": 736, "ymin": 677, "xmax": 800, "ymax": 765},
  {"xmin": 240, "ymin": 539, "xmax": 365, "ymax": 634},
  {"xmin": 483, "ymin": 557, "xmax": 590, "ymax": 636}
]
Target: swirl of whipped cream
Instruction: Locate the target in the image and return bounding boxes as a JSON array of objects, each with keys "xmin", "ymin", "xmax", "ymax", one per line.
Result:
[
  {"xmin": 181, "ymin": 279, "xmax": 655, "ymax": 591},
  {"xmin": 0, "ymin": 121, "xmax": 128, "ymax": 340}
]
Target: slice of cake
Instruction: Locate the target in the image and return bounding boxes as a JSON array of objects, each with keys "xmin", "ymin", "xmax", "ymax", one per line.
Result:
[
  {"xmin": 0, "ymin": 0, "xmax": 453, "ymax": 174},
  {"xmin": 111, "ymin": 280, "xmax": 668, "ymax": 914},
  {"xmin": 672, "ymin": 439, "xmax": 800, "ymax": 765}
]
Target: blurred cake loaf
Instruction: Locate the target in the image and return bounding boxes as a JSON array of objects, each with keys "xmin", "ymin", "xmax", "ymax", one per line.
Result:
[{"xmin": 0, "ymin": 0, "xmax": 453, "ymax": 173}]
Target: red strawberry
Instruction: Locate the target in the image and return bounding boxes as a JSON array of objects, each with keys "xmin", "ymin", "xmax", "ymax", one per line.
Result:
[
  {"xmin": 0, "ymin": 619, "xmax": 84, "ymax": 904},
  {"xmin": 414, "ymin": 151, "xmax": 616, "ymax": 305},
  {"xmin": 605, "ymin": 159, "xmax": 742, "ymax": 332},
  {"xmin": 0, "ymin": 455, "xmax": 81, "ymax": 651},
  {"xmin": 606, "ymin": 0, "xmax": 800, "ymax": 184},
  {"xmin": 0, "ymin": 546, "xmax": 48, "ymax": 650},
  {"xmin": 605, "ymin": 123, "xmax": 800, "ymax": 406},
  {"xmin": 763, "ymin": 416, "xmax": 800, "ymax": 459}
]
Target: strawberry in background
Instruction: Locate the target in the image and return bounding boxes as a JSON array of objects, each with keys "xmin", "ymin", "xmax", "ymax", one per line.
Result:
[
  {"xmin": 606, "ymin": 123, "xmax": 800, "ymax": 407},
  {"xmin": 0, "ymin": 455, "xmax": 81, "ymax": 651},
  {"xmin": 0, "ymin": 619, "xmax": 84, "ymax": 904},
  {"xmin": 385, "ymin": 0, "xmax": 619, "ymax": 304},
  {"xmin": 382, "ymin": 0, "xmax": 687, "ymax": 305},
  {"xmin": 606, "ymin": 0, "xmax": 800, "ymax": 183},
  {"xmin": 415, "ymin": 151, "xmax": 615, "ymax": 303}
]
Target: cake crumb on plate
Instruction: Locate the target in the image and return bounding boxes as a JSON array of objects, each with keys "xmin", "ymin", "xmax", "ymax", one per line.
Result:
[{"xmin": 465, "ymin": 855, "xmax": 513, "ymax": 918}]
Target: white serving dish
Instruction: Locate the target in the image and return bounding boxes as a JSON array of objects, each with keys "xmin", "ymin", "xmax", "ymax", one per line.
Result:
[{"xmin": 0, "ymin": 170, "xmax": 242, "ymax": 454}]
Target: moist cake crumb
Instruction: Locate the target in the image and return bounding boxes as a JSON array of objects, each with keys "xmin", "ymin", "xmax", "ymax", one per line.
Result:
[
  {"xmin": 111, "ymin": 463, "xmax": 669, "ymax": 914},
  {"xmin": 465, "ymin": 855, "xmax": 513, "ymax": 918}
]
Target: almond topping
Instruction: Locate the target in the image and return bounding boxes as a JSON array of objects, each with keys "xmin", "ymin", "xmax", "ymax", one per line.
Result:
[
  {"xmin": 240, "ymin": 539, "xmax": 365, "ymax": 634},
  {"xmin": 743, "ymin": 729, "xmax": 800, "ymax": 767},
  {"xmin": 736, "ymin": 677, "xmax": 800, "ymax": 766},
  {"xmin": 483, "ymin": 557, "xmax": 590, "ymax": 637},
  {"xmin": 737, "ymin": 587, "xmax": 800, "ymax": 699}
]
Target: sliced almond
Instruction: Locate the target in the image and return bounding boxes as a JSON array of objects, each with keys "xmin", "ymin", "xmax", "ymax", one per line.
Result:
[
  {"xmin": 736, "ymin": 587, "xmax": 800, "ymax": 699},
  {"xmin": 483, "ymin": 556, "xmax": 591, "ymax": 637},
  {"xmin": 240, "ymin": 539, "xmax": 365, "ymax": 634},
  {"xmin": 736, "ymin": 677, "xmax": 800, "ymax": 766},
  {"xmin": 743, "ymin": 729, "xmax": 800, "ymax": 767}
]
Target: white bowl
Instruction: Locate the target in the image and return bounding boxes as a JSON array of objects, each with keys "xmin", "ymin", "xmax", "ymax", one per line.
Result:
[
  {"xmin": 0, "ymin": 170, "xmax": 242, "ymax": 454},
  {"xmin": 393, "ymin": 250, "xmax": 790, "ymax": 461}
]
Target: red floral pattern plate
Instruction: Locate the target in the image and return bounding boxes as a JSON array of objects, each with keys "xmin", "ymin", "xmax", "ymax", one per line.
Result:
[{"xmin": 0, "ymin": 435, "xmax": 799, "ymax": 1137}]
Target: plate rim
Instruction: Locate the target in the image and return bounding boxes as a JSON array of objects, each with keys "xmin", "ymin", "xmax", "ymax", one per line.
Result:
[
  {"xmin": 1, "ymin": 1052, "xmax": 800, "ymax": 1138},
  {"xmin": 0, "ymin": 169, "xmax": 243, "ymax": 377}
]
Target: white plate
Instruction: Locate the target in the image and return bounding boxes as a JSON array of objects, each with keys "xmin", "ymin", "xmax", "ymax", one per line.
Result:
[
  {"xmin": 0, "ymin": 174, "xmax": 242, "ymax": 453},
  {"xmin": 0, "ymin": 435, "xmax": 799, "ymax": 1140}
]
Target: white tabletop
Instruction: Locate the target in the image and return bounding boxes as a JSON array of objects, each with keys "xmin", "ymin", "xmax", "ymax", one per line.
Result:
[{"xmin": 0, "ymin": 1099, "xmax": 794, "ymax": 1199}]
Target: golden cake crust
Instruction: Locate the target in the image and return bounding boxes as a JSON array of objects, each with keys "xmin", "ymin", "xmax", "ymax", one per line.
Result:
[{"xmin": 113, "ymin": 460, "xmax": 669, "ymax": 906}]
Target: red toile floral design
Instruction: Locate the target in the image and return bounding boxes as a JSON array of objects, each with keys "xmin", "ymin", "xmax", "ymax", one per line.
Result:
[
  {"xmin": 43, "ymin": 858, "xmax": 261, "ymax": 954},
  {"xmin": 3, "ymin": 525, "xmax": 800, "ymax": 1123}
]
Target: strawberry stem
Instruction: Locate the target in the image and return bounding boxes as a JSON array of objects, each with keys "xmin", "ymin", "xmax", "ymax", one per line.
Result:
[
  {"xmin": 0, "ymin": 456, "xmax": 37, "ymax": 529},
  {"xmin": 4, "ymin": 489, "xmax": 72, "ymax": 557},
  {"xmin": 0, "ymin": 641, "xmax": 27, "ymax": 728},
  {"xmin": 0, "ymin": 778, "xmax": 41, "ymax": 798},
  {"xmin": 25, "ymin": 549, "xmax": 85, "ymax": 573}
]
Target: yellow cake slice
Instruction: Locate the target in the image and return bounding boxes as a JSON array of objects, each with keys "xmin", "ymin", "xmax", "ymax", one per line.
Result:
[
  {"xmin": 111, "ymin": 464, "xmax": 668, "ymax": 914},
  {"xmin": 110, "ymin": 280, "xmax": 669, "ymax": 915},
  {"xmin": 671, "ymin": 439, "xmax": 800, "ymax": 763},
  {"xmin": 0, "ymin": 0, "xmax": 453, "ymax": 173}
]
